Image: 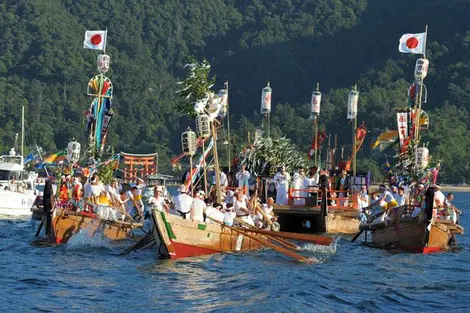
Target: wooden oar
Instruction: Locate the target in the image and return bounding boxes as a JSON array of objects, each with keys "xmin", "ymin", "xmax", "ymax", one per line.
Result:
[
  {"xmin": 207, "ymin": 217, "xmax": 312, "ymax": 263},
  {"xmin": 235, "ymin": 218, "xmax": 298, "ymax": 250},
  {"xmin": 237, "ymin": 227, "xmax": 333, "ymax": 246}
]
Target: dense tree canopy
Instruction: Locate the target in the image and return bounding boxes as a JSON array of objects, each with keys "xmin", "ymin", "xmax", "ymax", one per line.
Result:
[{"xmin": 0, "ymin": 0, "xmax": 469, "ymax": 182}]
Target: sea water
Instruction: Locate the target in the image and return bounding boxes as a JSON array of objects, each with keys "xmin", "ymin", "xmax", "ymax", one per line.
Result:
[{"xmin": 0, "ymin": 193, "xmax": 469, "ymax": 312}]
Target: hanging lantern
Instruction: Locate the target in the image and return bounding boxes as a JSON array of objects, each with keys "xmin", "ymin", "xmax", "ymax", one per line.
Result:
[
  {"xmin": 181, "ymin": 127, "xmax": 197, "ymax": 156},
  {"xmin": 347, "ymin": 89, "xmax": 359, "ymax": 120},
  {"xmin": 311, "ymin": 90, "xmax": 322, "ymax": 115},
  {"xmin": 414, "ymin": 58, "xmax": 429, "ymax": 81},
  {"xmin": 196, "ymin": 113, "xmax": 211, "ymax": 139},
  {"xmin": 260, "ymin": 82, "xmax": 272, "ymax": 114},
  {"xmin": 415, "ymin": 146, "xmax": 429, "ymax": 169},
  {"xmin": 66, "ymin": 140, "xmax": 81, "ymax": 163},
  {"xmin": 97, "ymin": 54, "xmax": 111, "ymax": 74}
]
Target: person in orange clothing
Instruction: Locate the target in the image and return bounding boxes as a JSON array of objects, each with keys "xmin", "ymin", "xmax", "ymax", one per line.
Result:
[{"xmin": 58, "ymin": 176, "xmax": 69, "ymax": 203}]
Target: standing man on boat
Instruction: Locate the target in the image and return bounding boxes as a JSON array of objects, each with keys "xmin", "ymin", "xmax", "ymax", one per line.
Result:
[
  {"xmin": 173, "ymin": 185, "xmax": 193, "ymax": 219},
  {"xmin": 335, "ymin": 170, "xmax": 351, "ymax": 206},
  {"xmin": 190, "ymin": 190, "xmax": 206, "ymax": 222},
  {"xmin": 236, "ymin": 164, "xmax": 251, "ymax": 195},
  {"xmin": 293, "ymin": 167, "xmax": 307, "ymax": 205},
  {"xmin": 43, "ymin": 179, "xmax": 55, "ymax": 239},
  {"xmin": 274, "ymin": 166, "xmax": 290, "ymax": 205}
]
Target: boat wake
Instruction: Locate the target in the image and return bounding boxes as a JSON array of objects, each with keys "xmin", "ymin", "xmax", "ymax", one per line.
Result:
[
  {"xmin": 66, "ymin": 227, "xmax": 111, "ymax": 250},
  {"xmin": 297, "ymin": 238, "xmax": 338, "ymax": 254}
]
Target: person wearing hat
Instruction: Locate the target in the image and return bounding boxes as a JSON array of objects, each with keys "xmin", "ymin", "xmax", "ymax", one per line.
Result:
[
  {"xmin": 173, "ymin": 185, "xmax": 192, "ymax": 219},
  {"xmin": 273, "ymin": 166, "xmax": 290, "ymax": 205},
  {"xmin": 234, "ymin": 191, "xmax": 255, "ymax": 226},
  {"xmin": 223, "ymin": 203, "xmax": 237, "ymax": 226},
  {"xmin": 224, "ymin": 189, "xmax": 235, "ymax": 205},
  {"xmin": 190, "ymin": 190, "xmax": 206, "ymax": 222},
  {"xmin": 390, "ymin": 185, "xmax": 399, "ymax": 201},
  {"xmin": 335, "ymin": 170, "xmax": 351, "ymax": 206},
  {"xmin": 148, "ymin": 186, "xmax": 169, "ymax": 213}
]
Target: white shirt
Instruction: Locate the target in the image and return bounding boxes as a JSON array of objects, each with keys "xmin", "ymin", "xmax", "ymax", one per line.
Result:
[
  {"xmin": 395, "ymin": 194, "xmax": 407, "ymax": 206},
  {"xmin": 205, "ymin": 206, "xmax": 224, "ymax": 224},
  {"xmin": 191, "ymin": 198, "xmax": 206, "ymax": 222},
  {"xmin": 224, "ymin": 210, "xmax": 236, "ymax": 226},
  {"xmin": 91, "ymin": 183, "xmax": 105, "ymax": 197},
  {"xmin": 306, "ymin": 177, "xmax": 317, "ymax": 187},
  {"xmin": 174, "ymin": 193, "xmax": 193, "ymax": 214},
  {"xmin": 213, "ymin": 172, "xmax": 228, "ymax": 187},
  {"xmin": 434, "ymin": 191, "xmax": 445, "ymax": 207},
  {"xmin": 148, "ymin": 196, "xmax": 166, "ymax": 212},
  {"xmin": 234, "ymin": 200, "xmax": 249, "ymax": 216},
  {"xmin": 380, "ymin": 190, "xmax": 394, "ymax": 203},
  {"xmin": 274, "ymin": 172, "xmax": 291, "ymax": 190}
]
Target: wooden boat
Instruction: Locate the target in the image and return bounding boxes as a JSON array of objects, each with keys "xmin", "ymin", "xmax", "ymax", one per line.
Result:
[
  {"xmin": 359, "ymin": 205, "xmax": 464, "ymax": 253},
  {"xmin": 274, "ymin": 187, "xmax": 362, "ymax": 235},
  {"xmin": 150, "ymin": 209, "xmax": 265, "ymax": 259},
  {"xmin": 33, "ymin": 206, "xmax": 141, "ymax": 244}
]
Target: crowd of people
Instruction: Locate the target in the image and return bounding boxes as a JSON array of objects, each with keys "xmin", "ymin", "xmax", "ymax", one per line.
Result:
[{"xmin": 359, "ymin": 182, "xmax": 462, "ymax": 225}]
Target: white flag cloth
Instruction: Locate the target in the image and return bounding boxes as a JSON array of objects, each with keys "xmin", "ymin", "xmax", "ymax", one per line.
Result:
[
  {"xmin": 83, "ymin": 30, "xmax": 107, "ymax": 50},
  {"xmin": 398, "ymin": 32, "xmax": 426, "ymax": 54}
]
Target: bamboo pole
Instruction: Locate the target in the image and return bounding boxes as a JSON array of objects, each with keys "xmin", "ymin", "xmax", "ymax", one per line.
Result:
[
  {"xmin": 211, "ymin": 121, "xmax": 222, "ymax": 203},
  {"xmin": 202, "ymin": 139, "xmax": 208, "ymax": 195},
  {"xmin": 226, "ymin": 81, "xmax": 231, "ymax": 171}
]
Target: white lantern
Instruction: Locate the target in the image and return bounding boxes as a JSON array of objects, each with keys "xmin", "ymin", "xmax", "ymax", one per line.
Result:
[
  {"xmin": 414, "ymin": 58, "xmax": 429, "ymax": 81},
  {"xmin": 415, "ymin": 146, "xmax": 429, "ymax": 169},
  {"xmin": 67, "ymin": 140, "xmax": 81, "ymax": 163},
  {"xmin": 260, "ymin": 82, "xmax": 272, "ymax": 114},
  {"xmin": 97, "ymin": 54, "xmax": 110, "ymax": 74},
  {"xmin": 311, "ymin": 90, "xmax": 321, "ymax": 115},
  {"xmin": 181, "ymin": 127, "xmax": 197, "ymax": 156},
  {"xmin": 196, "ymin": 113, "xmax": 211, "ymax": 139},
  {"xmin": 347, "ymin": 89, "xmax": 359, "ymax": 120}
]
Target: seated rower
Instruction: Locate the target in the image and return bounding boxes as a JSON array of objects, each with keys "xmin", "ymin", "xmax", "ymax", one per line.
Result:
[
  {"xmin": 234, "ymin": 191, "xmax": 254, "ymax": 226},
  {"xmin": 223, "ymin": 203, "xmax": 236, "ymax": 226}
]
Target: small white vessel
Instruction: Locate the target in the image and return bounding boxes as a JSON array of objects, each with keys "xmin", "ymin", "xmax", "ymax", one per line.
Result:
[{"xmin": 0, "ymin": 150, "xmax": 38, "ymax": 218}]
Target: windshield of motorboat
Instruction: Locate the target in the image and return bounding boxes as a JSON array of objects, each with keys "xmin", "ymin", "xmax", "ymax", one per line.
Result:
[{"xmin": 0, "ymin": 170, "xmax": 22, "ymax": 181}]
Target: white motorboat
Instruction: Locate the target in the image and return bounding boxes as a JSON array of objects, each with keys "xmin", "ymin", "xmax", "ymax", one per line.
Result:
[{"xmin": 0, "ymin": 151, "xmax": 39, "ymax": 218}]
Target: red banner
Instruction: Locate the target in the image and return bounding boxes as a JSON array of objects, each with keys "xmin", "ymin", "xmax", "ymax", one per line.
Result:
[{"xmin": 308, "ymin": 130, "xmax": 327, "ymax": 159}]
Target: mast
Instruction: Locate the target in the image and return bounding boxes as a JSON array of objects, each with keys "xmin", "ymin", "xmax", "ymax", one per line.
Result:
[
  {"xmin": 21, "ymin": 105, "xmax": 25, "ymax": 161},
  {"xmin": 225, "ymin": 81, "xmax": 231, "ymax": 172}
]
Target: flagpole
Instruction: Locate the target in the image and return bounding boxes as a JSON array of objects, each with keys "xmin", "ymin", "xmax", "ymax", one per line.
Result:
[
  {"xmin": 423, "ymin": 25, "xmax": 428, "ymax": 59},
  {"xmin": 352, "ymin": 84, "xmax": 358, "ymax": 177},
  {"xmin": 314, "ymin": 82, "xmax": 319, "ymax": 166},
  {"xmin": 104, "ymin": 28, "xmax": 108, "ymax": 54},
  {"xmin": 414, "ymin": 25, "xmax": 428, "ymax": 144}
]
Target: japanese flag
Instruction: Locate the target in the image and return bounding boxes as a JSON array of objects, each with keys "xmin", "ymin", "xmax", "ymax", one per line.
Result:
[
  {"xmin": 398, "ymin": 32, "xmax": 426, "ymax": 54},
  {"xmin": 83, "ymin": 30, "xmax": 107, "ymax": 50}
]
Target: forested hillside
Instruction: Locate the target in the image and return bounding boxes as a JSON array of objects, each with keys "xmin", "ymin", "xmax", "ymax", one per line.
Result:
[{"xmin": 0, "ymin": 0, "xmax": 469, "ymax": 182}]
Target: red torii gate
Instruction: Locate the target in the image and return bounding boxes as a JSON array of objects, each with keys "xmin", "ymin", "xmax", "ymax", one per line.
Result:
[{"xmin": 120, "ymin": 152, "xmax": 158, "ymax": 183}]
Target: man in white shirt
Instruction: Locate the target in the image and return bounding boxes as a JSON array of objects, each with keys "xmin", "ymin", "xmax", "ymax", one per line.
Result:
[
  {"xmin": 191, "ymin": 190, "xmax": 206, "ymax": 222},
  {"xmin": 173, "ymin": 185, "xmax": 193, "ymax": 219},
  {"xmin": 147, "ymin": 186, "xmax": 169, "ymax": 213}
]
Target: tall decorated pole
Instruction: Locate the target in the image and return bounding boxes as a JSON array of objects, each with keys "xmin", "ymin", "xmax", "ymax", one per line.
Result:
[
  {"xmin": 176, "ymin": 57, "xmax": 228, "ymax": 202},
  {"xmin": 399, "ymin": 26, "xmax": 429, "ymax": 175},
  {"xmin": 83, "ymin": 29, "xmax": 114, "ymax": 165},
  {"xmin": 261, "ymin": 82, "xmax": 272, "ymax": 138},
  {"xmin": 309, "ymin": 83, "xmax": 321, "ymax": 166},
  {"xmin": 196, "ymin": 113, "xmax": 211, "ymax": 194},
  {"xmin": 347, "ymin": 85, "xmax": 359, "ymax": 176}
]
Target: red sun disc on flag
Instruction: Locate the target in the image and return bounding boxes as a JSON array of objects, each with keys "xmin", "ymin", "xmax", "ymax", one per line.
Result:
[
  {"xmin": 406, "ymin": 37, "xmax": 419, "ymax": 49},
  {"xmin": 91, "ymin": 34, "xmax": 102, "ymax": 45}
]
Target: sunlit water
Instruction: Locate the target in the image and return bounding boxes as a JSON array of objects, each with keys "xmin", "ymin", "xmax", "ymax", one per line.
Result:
[{"xmin": 1, "ymin": 193, "xmax": 469, "ymax": 312}]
